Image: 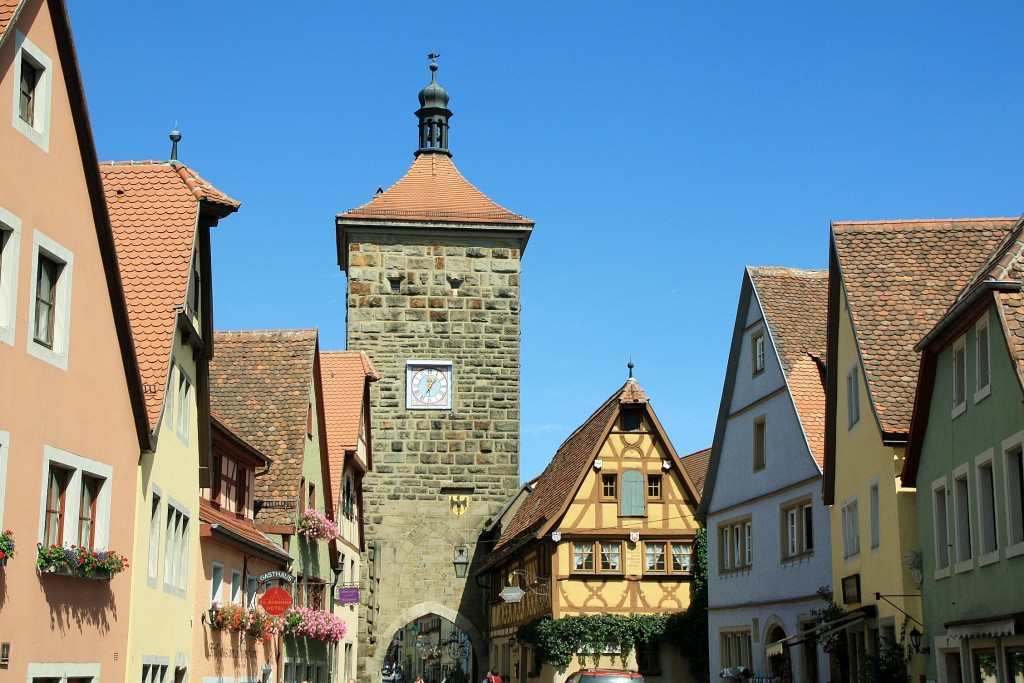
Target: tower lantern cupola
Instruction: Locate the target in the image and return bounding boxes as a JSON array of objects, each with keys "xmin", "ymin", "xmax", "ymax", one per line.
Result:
[{"xmin": 415, "ymin": 54, "xmax": 452, "ymax": 157}]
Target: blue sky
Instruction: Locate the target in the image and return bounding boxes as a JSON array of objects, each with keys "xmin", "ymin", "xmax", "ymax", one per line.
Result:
[{"xmin": 69, "ymin": 3, "xmax": 1024, "ymax": 482}]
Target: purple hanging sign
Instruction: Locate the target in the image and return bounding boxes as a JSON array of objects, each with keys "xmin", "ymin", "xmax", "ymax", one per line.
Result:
[{"xmin": 337, "ymin": 586, "xmax": 360, "ymax": 604}]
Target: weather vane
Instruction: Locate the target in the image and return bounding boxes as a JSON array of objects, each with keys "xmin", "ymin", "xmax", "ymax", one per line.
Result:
[{"xmin": 428, "ymin": 52, "xmax": 440, "ymax": 63}]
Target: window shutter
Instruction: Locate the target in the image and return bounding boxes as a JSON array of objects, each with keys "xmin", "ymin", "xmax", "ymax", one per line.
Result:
[{"xmin": 621, "ymin": 471, "xmax": 645, "ymax": 517}]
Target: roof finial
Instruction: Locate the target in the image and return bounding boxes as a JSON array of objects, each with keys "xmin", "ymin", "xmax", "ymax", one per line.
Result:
[
  {"xmin": 415, "ymin": 55, "xmax": 452, "ymax": 157},
  {"xmin": 169, "ymin": 122, "xmax": 181, "ymax": 161},
  {"xmin": 627, "ymin": 359, "xmax": 634, "ymax": 379}
]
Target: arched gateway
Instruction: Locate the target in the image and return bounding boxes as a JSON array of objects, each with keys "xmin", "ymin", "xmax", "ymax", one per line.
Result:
[{"xmin": 335, "ymin": 58, "xmax": 534, "ymax": 683}]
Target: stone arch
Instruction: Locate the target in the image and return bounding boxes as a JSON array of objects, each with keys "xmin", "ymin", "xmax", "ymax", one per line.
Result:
[
  {"xmin": 365, "ymin": 600, "xmax": 487, "ymax": 683},
  {"xmin": 762, "ymin": 615, "xmax": 792, "ymax": 683}
]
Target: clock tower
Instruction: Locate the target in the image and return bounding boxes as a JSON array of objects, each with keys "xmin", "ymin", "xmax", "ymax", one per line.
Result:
[{"xmin": 335, "ymin": 59, "xmax": 533, "ymax": 680}]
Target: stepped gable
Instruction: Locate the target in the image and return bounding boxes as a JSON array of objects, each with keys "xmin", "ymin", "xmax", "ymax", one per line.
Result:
[
  {"xmin": 338, "ymin": 153, "xmax": 532, "ymax": 226},
  {"xmin": 833, "ymin": 218, "xmax": 1016, "ymax": 435},
  {"xmin": 680, "ymin": 447, "xmax": 711, "ymax": 497},
  {"xmin": 209, "ymin": 329, "xmax": 318, "ymax": 525},
  {"xmin": 749, "ymin": 266, "xmax": 829, "ymax": 467},
  {"xmin": 487, "ymin": 379, "xmax": 645, "ymax": 565},
  {"xmin": 102, "ymin": 161, "xmax": 239, "ymax": 430},
  {"xmin": 320, "ymin": 350, "xmax": 379, "ymax": 504}
]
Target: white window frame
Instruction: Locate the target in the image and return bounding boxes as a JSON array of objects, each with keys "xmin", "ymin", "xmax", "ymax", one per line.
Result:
[
  {"xmin": 781, "ymin": 497, "xmax": 814, "ymax": 560},
  {"xmin": 841, "ymin": 496, "xmax": 860, "ymax": 559},
  {"xmin": 11, "ymin": 31, "xmax": 53, "ymax": 152},
  {"xmin": 752, "ymin": 330, "xmax": 765, "ymax": 375},
  {"xmin": 162, "ymin": 498, "xmax": 190, "ymax": 597},
  {"xmin": 953, "ymin": 463, "xmax": 973, "ymax": 573},
  {"xmin": 0, "ymin": 429, "xmax": 7, "ymax": 531},
  {"xmin": 175, "ymin": 364, "xmax": 193, "ymax": 444},
  {"xmin": 27, "ymin": 230, "xmax": 74, "ymax": 370},
  {"xmin": 869, "ymin": 479, "xmax": 880, "ymax": 550},
  {"xmin": 951, "ymin": 336, "xmax": 967, "ymax": 418},
  {"xmin": 246, "ymin": 573, "xmax": 259, "ymax": 608},
  {"xmin": 847, "ymin": 363, "xmax": 861, "ymax": 430},
  {"xmin": 37, "ymin": 445, "xmax": 113, "ymax": 548},
  {"xmin": 1003, "ymin": 431, "xmax": 1024, "ymax": 558},
  {"xmin": 148, "ymin": 486, "xmax": 162, "ymax": 588},
  {"xmin": 211, "ymin": 561, "xmax": 224, "ymax": 607},
  {"xmin": 975, "ymin": 450, "xmax": 999, "ymax": 565},
  {"xmin": 975, "ymin": 318, "xmax": 991, "ymax": 403},
  {"xmin": 141, "ymin": 655, "xmax": 171, "ymax": 683},
  {"xmin": 932, "ymin": 477, "xmax": 950, "ymax": 579},
  {"xmin": 0, "ymin": 207, "xmax": 22, "ymax": 346},
  {"xmin": 231, "ymin": 568, "xmax": 243, "ymax": 604},
  {"xmin": 27, "ymin": 662, "xmax": 101, "ymax": 681}
]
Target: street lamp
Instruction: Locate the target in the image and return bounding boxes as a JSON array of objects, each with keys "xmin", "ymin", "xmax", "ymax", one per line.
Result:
[
  {"xmin": 909, "ymin": 627, "xmax": 930, "ymax": 655},
  {"xmin": 453, "ymin": 545, "xmax": 469, "ymax": 578}
]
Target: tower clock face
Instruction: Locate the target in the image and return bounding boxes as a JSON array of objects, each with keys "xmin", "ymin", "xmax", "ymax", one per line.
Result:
[{"xmin": 407, "ymin": 361, "xmax": 453, "ymax": 409}]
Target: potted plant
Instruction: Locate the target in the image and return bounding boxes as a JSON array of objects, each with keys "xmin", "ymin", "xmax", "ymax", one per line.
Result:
[
  {"xmin": 208, "ymin": 602, "xmax": 248, "ymax": 632},
  {"xmin": 36, "ymin": 543, "xmax": 129, "ymax": 579},
  {"xmin": 0, "ymin": 530, "xmax": 14, "ymax": 566},
  {"xmin": 245, "ymin": 607, "xmax": 279, "ymax": 642},
  {"xmin": 296, "ymin": 508, "xmax": 342, "ymax": 542}
]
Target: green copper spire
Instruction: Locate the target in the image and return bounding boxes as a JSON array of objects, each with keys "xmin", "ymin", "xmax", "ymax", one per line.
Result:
[{"xmin": 415, "ymin": 54, "xmax": 452, "ymax": 157}]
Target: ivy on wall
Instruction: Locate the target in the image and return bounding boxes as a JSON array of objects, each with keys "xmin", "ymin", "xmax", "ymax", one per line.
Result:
[{"xmin": 517, "ymin": 613, "xmax": 669, "ymax": 670}]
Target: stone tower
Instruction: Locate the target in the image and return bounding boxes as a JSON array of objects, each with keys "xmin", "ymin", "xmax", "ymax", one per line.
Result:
[{"xmin": 335, "ymin": 59, "xmax": 533, "ymax": 682}]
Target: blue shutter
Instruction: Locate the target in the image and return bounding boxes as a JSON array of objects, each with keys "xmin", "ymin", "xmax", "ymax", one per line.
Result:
[{"xmin": 621, "ymin": 471, "xmax": 645, "ymax": 517}]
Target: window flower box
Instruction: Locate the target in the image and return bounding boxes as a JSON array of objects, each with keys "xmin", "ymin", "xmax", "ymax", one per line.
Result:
[
  {"xmin": 36, "ymin": 543, "xmax": 128, "ymax": 580},
  {"xmin": 208, "ymin": 602, "xmax": 249, "ymax": 632},
  {"xmin": 279, "ymin": 606, "xmax": 348, "ymax": 643},
  {"xmin": 297, "ymin": 509, "xmax": 341, "ymax": 542},
  {"xmin": 0, "ymin": 530, "xmax": 15, "ymax": 566}
]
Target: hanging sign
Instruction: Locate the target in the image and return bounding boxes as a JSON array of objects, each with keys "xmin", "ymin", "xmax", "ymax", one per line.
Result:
[
  {"xmin": 257, "ymin": 570, "xmax": 295, "ymax": 584},
  {"xmin": 337, "ymin": 586, "xmax": 360, "ymax": 604},
  {"xmin": 259, "ymin": 587, "xmax": 293, "ymax": 616}
]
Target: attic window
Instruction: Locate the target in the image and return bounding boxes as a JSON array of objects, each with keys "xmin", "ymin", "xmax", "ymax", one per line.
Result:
[
  {"xmin": 306, "ymin": 402, "xmax": 313, "ymax": 438},
  {"xmin": 621, "ymin": 408, "xmax": 642, "ymax": 431}
]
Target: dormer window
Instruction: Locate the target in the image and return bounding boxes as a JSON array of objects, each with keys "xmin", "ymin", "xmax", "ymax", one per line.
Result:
[{"xmin": 621, "ymin": 408, "xmax": 642, "ymax": 431}]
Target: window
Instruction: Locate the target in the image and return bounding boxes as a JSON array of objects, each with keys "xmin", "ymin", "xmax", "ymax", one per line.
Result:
[
  {"xmin": 869, "ymin": 482, "xmax": 880, "ymax": 549},
  {"xmin": 0, "ymin": 207, "xmax": 22, "ymax": 346},
  {"xmin": 753, "ymin": 417, "xmax": 766, "ymax": 471},
  {"xmin": 600, "ymin": 541, "xmax": 622, "ymax": 572},
  {"xmin": 141, "ymin": 659, "xmax": 169, "ymax": 683},
  {"xmin": 163, "ymin": 502, "xmax": 190, "ymax": 595},
  {"xmin": 0, "ymin": 429, "xmax": 9, "ymax": 530},
  {"xmin": 307, "ymin": 579, "xmax": 325, "ymax": 611},
  {"xmin": 342, "ymin": 475, "xmax": 355, "ymax": 520},
  {"xmin": 720, "ymin": 630, "xmax": 752, "ymax": 669},
  {"xmin": 953, "ymin": 466, "xmax": 973, "ymax": 570},
  {"xmin": 571, "ymin": 541, "xmax": 622, "ymax": 574},
  {"xmin": 781, "ymin": 498, "xmax": 813, "ymax": 559},
  {"xmin": 235, "ymin": 462, "xmax": 249, "ymax": 514},
  {"xmin": 247, "ymin": 574, "xmax": 259, "ymax": 607},
  {"xmin": 573, "ymin": 542, "xmax": 595, "ymax": 571},
  {"xmin": 307, "ymin": 402, "xmax": 313, "ymax": 438},
  {"xmin": 636, "ymin": 641, "xmax": 661, "ymax": 675},
  {"xmin": 39, "ymin": 446, "xmax": 112, "ymax": 550},
  {"xmin": 12, "ymin": 31, "xmax": 53, "ymax": 151},
  {"xmin": 952, "ymin": 337, "xmax": 967, "ymax": 417},
  {"xmin": 932, "ymin": 479, "xmax": 950, "ymax": 576},
  {"xmin": 841, "ymin": 498, "xmax": 860, "ymax": 558},
  {"xmin": 671, "ymin": 542, "xmax": 693, "ymax": 572},
  {"xmin": 308, "ymin": 482, "xmax": 316, "ymax": 513},
  {"xmin": 148, "ymin": 492, "xmax": 161, "ymax": 583},
  {"xmin": 601, "ymin": 473, "xmax": 617, "ymax": 499},
  {"xmin": 28, "ymin": 231, "xmax": 73, "ymax": 369},
  {"xmin": 976, "ymin": 319, "xmax": 991, "ymax": 402},
  {"xmin": 175, "ymin": 367, "xmax": 192, "ymax": 443},
  {"xmin": 976, "ymin": 453, "xmax": 998, "ymax": 561},
  {"xmin": 647, "ymin": 474, "xmax": 662, "ymax": 500},
  {"xmin": 210, "ymin": 562, "xmax": 224, "ymax": 606},
  {"xmin": 27, "ymin": 664, "xmax": 100, "ymax": 682},
  {"xmin": 719, "ymin": 518, "xmax": 752, "ymax": 573},
  {"xmin": 1006, "ymin": 441, "xmax": 1024, "ymax": 553},
  {"xmin": 621, "ymin": 407, "xmax": 642, "ymax": 431},
  {"xmin": 645, "ymin": 542, "xmax": 666, "ymax": 572},
  {"xmin": 620, "ymin": 470, "xmax": 645, "ymax": 517},
  {"xmin": 752, "ymin": 331, "xmax": 765, "ymax": 374},
  {"xmin": 847, "ymin": 365, "xmax": 860, "ymax": 429},
  {"xmin": 231, "ymin": 569, "xmax": 242, "ymax": 604}
]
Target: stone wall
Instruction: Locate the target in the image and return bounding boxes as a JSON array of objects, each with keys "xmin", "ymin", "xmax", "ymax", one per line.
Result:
[{"xmin": 345, "ymin": 228, "xmax": 524, "ymax": 681}]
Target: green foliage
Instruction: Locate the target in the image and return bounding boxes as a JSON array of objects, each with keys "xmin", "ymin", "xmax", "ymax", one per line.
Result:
[
  {"xmin": 809, "ymin": 586, "xmax": 849, "ymax": 682},
  {"xmin": 859, "ymin": 620, "xmax": 910, "ymax": 683},
  {"xmin": 517, "ymin": 613, "xmax": 668, "ymax": 670},
  {"xmin": 664, "ymin": 528, "xmax": 709, "ymax": 683}
]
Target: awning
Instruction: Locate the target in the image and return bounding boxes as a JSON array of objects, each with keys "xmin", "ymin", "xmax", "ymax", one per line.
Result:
[
  {"xmin": 945, "ymin": 616, "xmax": 1017, "ymax": 640},
  {"xmin": 766, "ymin": 611, "xmax": 869, "ymax": 657}
]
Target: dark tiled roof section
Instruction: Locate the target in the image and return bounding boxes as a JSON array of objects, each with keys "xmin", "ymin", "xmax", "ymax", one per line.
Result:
[
  {"xmin": 199, "ymin": 498, "xmax": 289, "ymax": 562},
  {"xmin": 338, "ymin": 153, "xmax": 532, "ymax": 225},
  {"xmin": 0, "ymin": 2, "xmax": 19, "ymax": 41},
  {"xmin": 102, "ymin": 161, "xmax": 239, "ymax": 430},
  {"xmin": 680, "ymin": 447, "xmax": 711, "ymax": 497},
  {"xmin": 749, "ymin": 267, "xmax": 829, "ymax": 467},
  {"xmin": 320, "ymin": 351, "xmax": 380, "ymax": 504},
  {"xmin": 210, "ymin": 329, "xmax": 318, "ymax": 502},
  {"xmin": 493, "ymin": 379, "xmax": 646, "ymax": 555},
  {"xmin": 833, "ymin": 218, "xmax": 1016, "ymax": 434}
]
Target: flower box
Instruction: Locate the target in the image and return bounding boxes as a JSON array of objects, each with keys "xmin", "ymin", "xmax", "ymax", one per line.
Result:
[
  {"xmin": 36, "ymin": 543, "xmax": 128, "ymax": 579},
  {"xmin": 297, "ymin": 509, "xmax": 341, "ymax": 542},
  {"xmin": 40, "ymin": 564, "xmax": 113, "ymax": 581}
]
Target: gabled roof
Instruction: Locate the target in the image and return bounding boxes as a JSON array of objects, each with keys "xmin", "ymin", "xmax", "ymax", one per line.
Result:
[
  {"xmin": 102, "ymin": 161, "xmax": 239, "ymax": 431},
  {"xmin": 338, "ymin": 153, "xmax": 532, "ymax": 226},
  {"xmin": 199, "ymin": 499, "xmax": 290, "ymax": 564},
  {"xmin": 749, "ymin": 266, "xmax": 828, "ymax": 467},
  {"xmin": 209, "ymin": 329, "xmax": 318, "ymax": 505},
  {"xmin": 830, "ymin": 218, "xmax": 1016, "ymax": 437},
  {"xmin": 680, "ymin": 447, "xmax": 711, "ymax": 497},
  {"xmin": 0, "ymin": 2, "xmax": 20, "ymax": 42},
  {"xmin": 320, "ymin": 350, "xmax": 380, "ymax": 503}
]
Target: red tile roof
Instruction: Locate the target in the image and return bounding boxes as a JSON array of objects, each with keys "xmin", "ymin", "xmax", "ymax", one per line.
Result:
[
  {"xmin": 338, "ymin": 153, "xmax": 532, "ymax": 226},
  {"xmin": 102, "ymin": 161, "xmax": 239, "ymax": 431},
  {"xmin": 209, "ymin": 329, "xmax": 319, "ymax": 523},
  {"xmin": 0, "ymin": 2, "xmax": 19, "ymax": 41},
  {"xmin": 680, "ymin": 447, "xmax": 711, "ymax": 497},
  {"xmin": 199, "ymin": 498, "xmax": 290, "ymax": 563},
  {"xmin": 320, "ymin": 351, "xmax": 379, "ymax": 504},
  {"xmin": 832, "ymin": 218, "xmax": 1016, "ymax": 435},
  {"xmin": 749, "ymin": 267, "xmax": 828, "ymax": 467}
]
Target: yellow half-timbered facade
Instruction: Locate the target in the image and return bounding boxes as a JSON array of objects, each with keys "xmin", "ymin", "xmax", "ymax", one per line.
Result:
[{"xmin": 480, "ymin": 376, "xmax": 703, "ymax": 683}]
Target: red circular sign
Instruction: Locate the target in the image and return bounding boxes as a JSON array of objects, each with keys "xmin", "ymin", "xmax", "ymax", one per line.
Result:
[{"xmin": 259, "ymin": 587, "xmax": 293, "ymax": 616}]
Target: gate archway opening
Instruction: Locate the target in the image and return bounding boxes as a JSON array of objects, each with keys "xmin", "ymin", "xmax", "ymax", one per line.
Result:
[{"xmin": 373, "ymin": 604, "xmax": 485, "ymax": 683}]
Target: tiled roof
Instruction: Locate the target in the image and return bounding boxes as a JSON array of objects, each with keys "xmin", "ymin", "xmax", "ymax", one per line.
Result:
[
  {"xmin": 680, "ymin": 447, "xmax": 711, "ymax": 497},
  {"xmin": 320, "ymin": 351, "xmax": 379, "ymax": 504},
  {"xmin": 102, "ymin": 161, "xmax": 240, "ymax": 431},
  {"xmin": 209, "ymin": 329, "xmax": 318, "ymax": 521},
  {"xmin": 749, "ymin": 267, "xmax": 829, "ymax": 467},
  {"xmin": 492, "ymin": 380, "xmax": 644, "ymax": 560},
  {"xmin": 0, "ymin": 2, "xmax": 19, "ymax": 41},
  {"xmin": 833, "ymin": 218, "xmax": 1016, "ymax": 435},
  {"xmin": 338, "ymin": 153, "xmax": 532, "ymax": 225},
  {"xmin": 199, "ymin": 498, "xmax": 290, "ymax": 563}
]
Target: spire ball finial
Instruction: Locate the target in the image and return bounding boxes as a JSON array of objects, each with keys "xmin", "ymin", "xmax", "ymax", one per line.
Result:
[
  {"xmin": 169, "ymin": 121, "xmax": 181, "ymax": 161},
  {"xmin": 627, "ymin": 360, "xmax": 634, "ymax": 379}
]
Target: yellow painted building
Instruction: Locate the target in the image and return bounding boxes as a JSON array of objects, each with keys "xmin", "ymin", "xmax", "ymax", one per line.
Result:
[{"xmin": 480, "ymin": 375, "xmax": 704, "ymax": 683}]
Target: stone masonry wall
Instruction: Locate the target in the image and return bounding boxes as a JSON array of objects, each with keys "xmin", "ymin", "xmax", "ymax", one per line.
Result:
[{"xmin": 346, "ymin": 229, "xmax": 523, "ymax": 680}]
